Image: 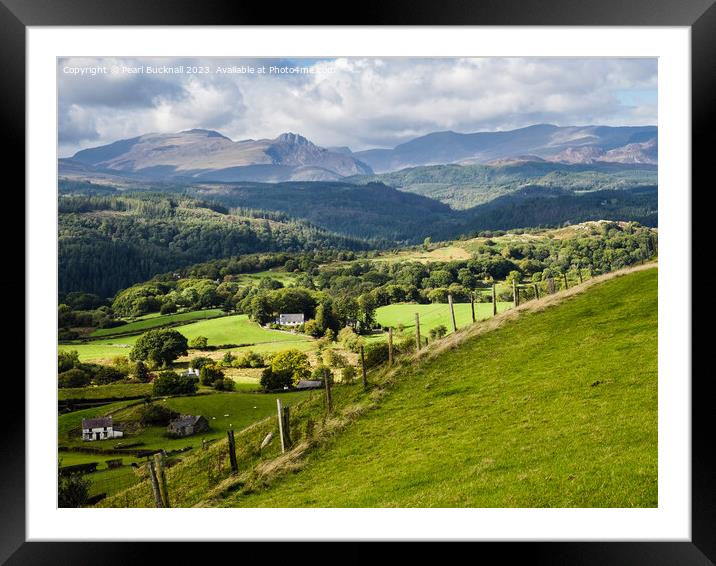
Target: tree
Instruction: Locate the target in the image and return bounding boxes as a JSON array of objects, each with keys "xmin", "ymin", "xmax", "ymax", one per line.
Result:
[
  {"xmin": 130, "ymin": 328, "xmax": 189, "ymax": 368},
  {"xmin": 58, "ymin": 350, "xmax": 80, "ymax": 373},
  {"xmin": 58, "ymin": 368, "xmax": 90, "ymax": 388},
  {"xmin": 342, "ymin": 365, "xmax": 357, "ymax": 383},
  {"xmin": 423, "ymin": 236, "xmax": 432, "ymax": 251},
  {"xmin": 269, "ymin": 349, "xmax": 311, "ymax": 386},
  {"xmin": 58, "ymin": 470, "xmax": 90, "ymax": 508},
  {"xmin": 138, "ymin": 402, "xmax": 179, "ymax": 426},
  {"xmin": 133, "ymin": 361, "xmax": 151, "ymax": 382},
  {"xmin": 188, "ymin": 336, "xmax": 209, "ymax": 349},
  {"xmin": 189, "ymin": 356, "xmax": 213, "ymax": 370},
  {"xmin": 199, "ymin": 364, "xmax": 224, "ymax": 386},
  {"xmin": 212, "ymin": 378, "xmax": 235, "ymax": 391},
  {"xmin": 259, "ymin": 367, "xmax": 291, "ymax": 391},
  {"xmin": 356, "ymin": 293, "xmax": 377, "ymax": 333},
  {"xmin": 93, "ymin": 365, "xmax": 127, "ymax": 385},
  {"xmin": 152, "ymin": 371, "xmax": 198, "ymax": 396}
]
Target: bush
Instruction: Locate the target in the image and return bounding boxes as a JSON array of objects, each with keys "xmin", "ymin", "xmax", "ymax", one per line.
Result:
[
  {"xmin": 160, "ymin": 301, "xmax": 177, "ymax": 315},
  {"xmin": 322, "ymin": 349, "xmax": 347, "ymax": 368},
  {"xmin": 133, "ymin": 361, "xmax": 150, "ymax": 382},
  {"xmin": 199, "ymin": 364, "xmax": 224, "ymax": 386},
  {"xmin": 342, "ymin": 365, "xmax": 357, "ymax": 383},
  {"xmin": 58, "ymin": 471, "xmax": 90, "ymax": 508},
  {"xmin": 270, "ymin": 349, "xmax": 311, "ymax": 386},
  {"xmin": 93, "ymin": 365, "xmax": 127, "ymax": 385},
  {"xmin": 221, "ymin": 352, "xmax": 235, "ymax": 366},
  {"xmin": 429, "ymin": 325, "xmax": 448, "ymax": 340},
  {"xmin": 188, "ymin": 336, "xmax": 209, "ymax": 349},
  {"xmin": 212, "ymin": 378, "xmax": 235, "ymax": 391},
  {"xmin": 338, "ymin": 326, "xmax": 365, "ymax": 353},
  {"xmin": 233, "ymin": 350, "xmax": 265, "ymax": 368},
  {"xmin": 58, "ymin": 350, "xmax": 80, "ymax": 373},
  {"xmin": 189, "ymin": 356, "xmax": 213, "ymax": 370},
  {"xmin": 58, "ymin": 368, "xmax": 90, "ymax": 388},
  {"xmin": 152, "ymin": 371, "xmax": 198, "ymax": 396},
  {"xmin": 138, "ymin": 402, "xmax": 178, "ymax": 426},
  {"xmin": 362, "ymin": 342, "xmax": 390, "ymax": 369},
  {"xmin": 311, "ymin": 365, "xmax": 333, "ymax": 383},
  {"xmin": 259, "ymin": 367, "xmax": 292, "ymax": 391}
]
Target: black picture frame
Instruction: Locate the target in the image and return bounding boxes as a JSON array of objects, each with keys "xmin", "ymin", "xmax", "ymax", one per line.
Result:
[{"xmin": 5, "ymin": 0, "xmax": 709, "ymax": 563}]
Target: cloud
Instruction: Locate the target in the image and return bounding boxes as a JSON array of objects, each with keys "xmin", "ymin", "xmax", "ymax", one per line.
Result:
[{"xmin": 57, "ymin": 57, "xmax": 657, "ymax": 156}]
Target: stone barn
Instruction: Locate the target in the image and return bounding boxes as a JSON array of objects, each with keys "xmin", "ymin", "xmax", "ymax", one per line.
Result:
[{"xmin": 167, "ymin": 415, "xmax": 210, "ymax": 438}]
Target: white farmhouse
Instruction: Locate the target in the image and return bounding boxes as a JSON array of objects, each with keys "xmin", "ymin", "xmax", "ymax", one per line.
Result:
[
  {"xmin": 276, "ymin": 313, "xmax": 305, "ymax": 326},
  {"xmin": 81, "ymin": 416, "xmax": 123, "ymax": 442}
]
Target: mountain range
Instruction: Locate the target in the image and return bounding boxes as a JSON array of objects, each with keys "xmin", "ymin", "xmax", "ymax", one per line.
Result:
[
  {"xmin": 59, "ymin": 124, "xmax": 657, "ymax": 183},
  {"xmin": 62, "ymin": 130, "xmax": 373, "ymax": 183}
]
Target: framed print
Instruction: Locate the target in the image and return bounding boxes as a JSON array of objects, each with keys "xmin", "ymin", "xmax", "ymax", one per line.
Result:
[{"xmin": 5, "ymin": 0, "xmax": 712, "ymax": 562}]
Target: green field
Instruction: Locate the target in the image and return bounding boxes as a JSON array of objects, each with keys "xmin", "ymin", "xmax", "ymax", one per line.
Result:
[
  {"xmin": 58, "ymin": 382, "xmax": 154, "ymax": 401},
  {"xmin": 372, "ymin": 301, "xmax": 513, "ymax": 341},
  {"xmin": 59, "ymin": 391, "xmax": 310, "ymax": 452},
  {"xmin": 89, "ymin": 309, "xmax": 226, "ymax": 337},
  {"xmin": 59, "ymin": 389, "xmax": 312, "ymax": 499},
  {"xmin": 60, "ymin": 314, "xmax": 312, "ymax": 362},
  {"xmin": 226, "ymin": 268, "xmax": 657, "ymax": 507}
]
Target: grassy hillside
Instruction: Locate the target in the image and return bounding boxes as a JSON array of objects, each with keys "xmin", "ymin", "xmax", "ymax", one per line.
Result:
[
  {"xmin": 99, "ymin": 266, "xmax": 657, "ymax": 508},
  {"xmin": 60, "ymin": 314, "xmax": 312, "ymax": 362},
  {"xmin": 89, "ymin": 309, "xmax": 225, "ymax": 337},
  {"xmin": 229, "ymin": 267, "xmax": 658, "ymax": 507},
  {"xmin": 372, "ymin": 302, "xmax": 513, "ymax": 342}
]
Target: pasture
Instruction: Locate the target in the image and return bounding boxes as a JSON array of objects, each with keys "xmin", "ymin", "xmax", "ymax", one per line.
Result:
[
  {"xmin": 90, "ymin": 309, "xmax": 225, "ymax": 337},
  {"xmin": 60, "ymin": 314, "xmax": 313, "ymax": 362},
  {"xmin": 372, "ymin": 301, "xmax": 513, "ymax": 341},
  {"xmin": 230, "ymin": 268, "xmax": 658, "ymax": 507}
]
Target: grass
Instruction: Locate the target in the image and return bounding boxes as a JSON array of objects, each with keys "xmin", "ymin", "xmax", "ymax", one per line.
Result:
[
  {"xmin": 89, "ymin": 309, "xmax": 225, "ymax": 337},
  {"xmin": 59, "ymin": 391, "xmax": 310, "ymax": 453},
  {"xmin": 59, "ymin": 314, "xmax": 312, "ymax": 362},
  {"xmin": 58, "ymin": 382, "xmax": 153, "ymax": 401},
  {"xmin": 371, "ymin": 301, "xmax": 513, "ymax": 342},
  {"xmin": 224, "ymin": 267, "xmax": 658, "ymax": 507}
]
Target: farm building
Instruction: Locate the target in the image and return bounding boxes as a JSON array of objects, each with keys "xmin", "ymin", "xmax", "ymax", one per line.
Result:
[
  {"xmin": 81, "ymin": 417, "xmax": 123, "ymax": 441},
  {"xmin": 181, "ymin": 368, "xmax": 200, "ymax": 378},
  {"xmin": 295, "ymin": 380, "xmax": 322, "ymax": 390},
  {"xmin": 167, "ymin": 415, "xmax": 210, "ymax": 438},
  {"xmin": 276, "ymin": 313, "xmax": 305, "ymax": 326}
]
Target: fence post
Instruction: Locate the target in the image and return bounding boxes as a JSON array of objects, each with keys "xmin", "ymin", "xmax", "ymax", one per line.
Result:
[
  {"xmin": 492, "ymin": 284, "xmax": 497, "ymax": 316},
  {"xmin": 387, "ymin": 327, "xmax": 393, "ymax": 366},
  {"xmin": 578, "ymin": 270, "xmax": 583, "ymax": 284},
  {"xmin": 448, "ymin": 294, "xmax": 457, "ymax": 332},
  {"xmin": 154, "ymin": 452, "xmax": 170, "ymax": 507},
  {"xmin": 533, "ymin": 283, "xmax": 539, "ymax": 300},
  {"xmin": 276, "ymin": 399, "xmax": 286, "ymax": 453},
  {"xmin": 415, "ymin": 313, "xmax": 421, "ymax": 350},
  {"xmin": 324, "ymin": 366, "xmax": 334, "ymax": 413},
  {"xmin": 360, "ymin": 345, "xmax": 368, "ymax": 390},
  {"xmin": 470, "ymin": 292, "xmax": 476, "ymax": 323},
  {"xmin": 282, "ymin": 405, "xmax": 291, "ymax": 449},
  {"xmin": 547, "ymin": 277, "xmax": 555, "ymax": 294},
  {"xmin": 563, "ymin": 273, "xmax": 569, "ymax": 290},
  {"xmin": 147, "ymin": 460, "xmax": 164, "ymax": 508},
  {"xmin": 512, "ymin": 279, "xmax": 519, "ymax": 307},
  {"xmin": 227, "ymin": 429, "xmax": 238, "ymax": 474}
]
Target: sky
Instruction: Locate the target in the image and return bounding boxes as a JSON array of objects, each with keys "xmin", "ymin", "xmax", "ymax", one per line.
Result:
[{"xmin": 57, "ymin": 57, "xmax": 657, "ymax": 157}]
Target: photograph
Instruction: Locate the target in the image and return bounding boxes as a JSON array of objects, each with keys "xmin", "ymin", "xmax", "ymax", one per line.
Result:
[{"xmin": 55, "ymin": 55, "xmax": 660, "ymax": 510}]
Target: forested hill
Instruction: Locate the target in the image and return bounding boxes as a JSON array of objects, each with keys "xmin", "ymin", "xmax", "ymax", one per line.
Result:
[
  {"xmin": 347, "ymin": 161, "xmax": 657, "ymax": 210},
  {"xmin": 58, "ymin": 189, "xmax": 370, "ymax": 297}
]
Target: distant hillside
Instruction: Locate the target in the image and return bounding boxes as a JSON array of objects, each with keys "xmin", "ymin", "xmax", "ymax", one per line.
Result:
[
  {"xmin": 61, "ymin": 130, "xmax": 373, "ymax": 183},
  {"xmin": 187, "ymin": 181, "xmax": 459, "ymax": 243},
  {"xmin": 58, "ymin": 185, "xmax": 370, "ymax": 296},
  {"xmin": 349, "ymin": 160, "xmax": 657, "ymax": 209},
  {"xmin": 353, "ymin": 124, "xmax": 657, "ymax": 172}
]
